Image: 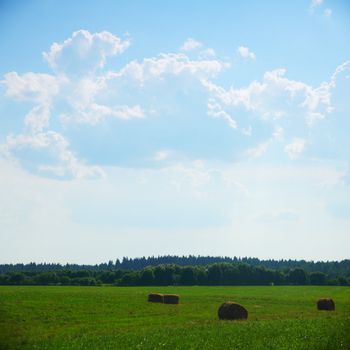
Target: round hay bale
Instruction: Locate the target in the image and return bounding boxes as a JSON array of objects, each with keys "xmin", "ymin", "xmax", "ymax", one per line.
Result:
[
  {"xmin": 218, "ymin": 302, "xmax": 248, "ymax": 320},
  {"xmin": 148, "ymin": 293, "xmax": 164, "ymax": 303},
  {"xmin": 317, "ymin": 298, "xmax": 335, "ymax": 311},
  {"xmin": 163, "ymin": 294, "xmax": 180, "ymax": 304}
]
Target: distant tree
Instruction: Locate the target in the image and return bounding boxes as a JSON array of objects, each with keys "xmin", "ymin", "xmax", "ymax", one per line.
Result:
[
  {"xmin": 59, "ymin": 276, "xmax": 71, "ymax": 285},
  {"xmin": 0, "ymin": 274, "xmax": 9, "ymax": 284},
  {"xmin": 221, "ymin": 264, "xmax": 239, "ymax": 285},
  {"xmin": 35, "ymin": 272, "xmax": 59, "ymax": 285},
  {"xmin": 237, "ymin": 264, "xmax": 253, "ymax": 285},
  {"xmin": 180, "ymin": 267, "xmax": 196, "ymax": 285},
  {"xmin": 288, "ymin": 268, "xmax": 308, "ymax": 285},
  {"xmin": 120, "ymin": 272, "xmax": 140, "ymax": 286},
  {"xmin": 153, "ymin": 265, "xmax": 177, "ymax": 286},
  {"xmin": 99, "ymin": 271, "xmax": 117, "ymax": 284},
  {"xmin": 337, "ymin": 276, "xmax": 348, "ymax": 286},
  {"xmin": 8, "ymin": 272, "xmax": 26, "ymax": 284},
  {"xmin": 195, "ymin": 267, "xmax": 207, "ymax": 285},
  {"xmin": 140, "ymin": 268, "xmax": 154, "ymax": 285},
  {"xmin": 310, "ymin": 272, "xmax": 326, "ymax": 285},
  {"xmin": 72, "ymin": 277, "xmax": 98, "ymax": 286},
  {"xmin": 207, "ymin": 264, "xmax": 223, "ymax": 285}
]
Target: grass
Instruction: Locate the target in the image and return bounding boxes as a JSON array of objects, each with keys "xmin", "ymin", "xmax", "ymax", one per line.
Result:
[{"xmin": 0, "ymin": 285, "xmax": 349, "ymax": 349}]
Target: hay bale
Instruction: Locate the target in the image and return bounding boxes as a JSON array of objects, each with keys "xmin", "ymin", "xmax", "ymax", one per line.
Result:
[
  {"xmin": 218, "ymin": 302, "xmax": 248, "ymax": 320},
  {"xmin": 163, "ymin": 294, "xmax": 180, "ymax": 304},
  {"xmin": 148, "ymin": 293, "xmax": 164, "ymax": 303},
  {"xmin": 317, "ymin": 298, "xmax": 335, "ymax": 311}
]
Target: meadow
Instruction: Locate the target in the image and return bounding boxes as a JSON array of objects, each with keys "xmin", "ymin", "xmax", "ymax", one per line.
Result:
[{"xmin": 0, "ymin": 285, "xmax": 349, "ymax": 350}]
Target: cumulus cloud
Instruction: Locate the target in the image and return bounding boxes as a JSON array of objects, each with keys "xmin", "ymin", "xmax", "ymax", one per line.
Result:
[
  {"xmin": 69, "ymin": 77, "xmax": 107, "ymax": 108},
  {"xmin": 24, "ymin": 104, "xmax": 51, "ymax": 133},
  {"xmin": 61, "ymin": 104, "xmax": 144, "ymax": 125},
  {"xmin": 2, "ymin": 72, "xmax": 60, "ymax": 103},
  {"xmin": 2, "ymin": 27, "xmax": 349, "ymax": 179},
  {"xmin": 115, "ymin": 53, "xmax": 227, "ymax": 83},
  {"xmin": 1, "ymin": 30, "xmax": 233, "ymax": 179},
  {"xmin": 201, "ymin": 67, "xmax": 333, "ymax": 126},
  {"xmin": 237, "ymin": 46, "xmax": 256, "ymax": 60},
  {"xmin": 43, "ymin": 29, "xmax": 130, "ymax": 73},
  {"xmin": 181, "ymin": 38, "xmax": 202, "ymax": 51},
  {"xmin": 1, "ymin": 72, "xmax": 64, "ymax": 143},
  {"xmin": 5, "ymin": 131, "xmax": 104, "ymax": 179},
  {"xmin": 284, "ymin": 138, "xmax": 306, "ymax": 159}
]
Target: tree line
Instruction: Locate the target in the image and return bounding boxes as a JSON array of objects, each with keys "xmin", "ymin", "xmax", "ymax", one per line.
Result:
[
  {"xmin": 0, "ymin": 263, "xmax": 348, "ymax": 286},
  {"xmin": 1, "ymin": 256, "xmax": 350, "ymax": 277}
]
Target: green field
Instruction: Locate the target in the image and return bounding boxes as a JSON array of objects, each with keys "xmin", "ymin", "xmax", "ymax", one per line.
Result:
[{"xmin": 0, "ymin": 286, "xmax": 349, "ymax": 349}]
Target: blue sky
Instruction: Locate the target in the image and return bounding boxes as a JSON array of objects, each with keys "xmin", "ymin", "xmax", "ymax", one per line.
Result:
[{"xmin": 0, "ymin": 0, "xmax": 349, "ymax": 263}]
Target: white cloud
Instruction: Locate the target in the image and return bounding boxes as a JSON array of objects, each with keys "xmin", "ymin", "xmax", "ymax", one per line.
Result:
[
  {"xmin": 237, "ymin": 46, "xmax": 256, "ymax": 60},
  {"xmin": 245, "ymin": 141, "xmax": 269, "ymax": 158},
  {"xmin": 284, "ymin": 138, "xmax": 306, "ymax": 159},
  {"xmin": 2, "ymin": 27, "xmax": 349, "ymax": 180},
  {"xmin": 43, "ymin": 29, "xmax": 130, "ymax": 72},
  {"xmin": 61, "ymin": 104, "xmax": 144, "ymax": 125},
  {"xmin": 2, "ymin": 31, "xmax": 230, "ymax": 179},
  {"xmin": 201, "ymin": 67, "xmax": 333, "ymax": 125},
  {"xmin": 154, "ymin": 150, "xmax": 172, "ymax": 161},
  {"xmin": 181, "ymin": 38, "xmax": 202, "ymax": 51},
  {"xmin": 116, "ymin": 53, "xmax": 227, "ymax": 83},
  {"xmin": 199, "ymin": 48, "xmax": 216, "ymax": 58},
  {"xmin": 5, "ymin": 131, "xmax": 104, "ymax": 179},
  {"xmin": 2, "ymin": 72, "xmax": 60, "ymax": 103},
  {"xmin": 24, "ymin": 104, "xmax": 51, "ymax": 133},
  {"xmin": 69, "ymin": 77, "xmax": 107, "ymax": 108},
  {"xmin": 207, "ymin": 99, "xmax": 237, "ymax": 129},
  {"xmin": 1, "ymin": 72, "xmax": 65, "ymax": 138},
  {"xmin": 273, "ymin": 126, "xmax": 284, "ymax": 141},
  {"xmin": 329, "ymin": 60, "xmax": 350, "ymax": 87}
]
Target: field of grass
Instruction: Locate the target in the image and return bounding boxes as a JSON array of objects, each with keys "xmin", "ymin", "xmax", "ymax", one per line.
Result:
[{"xmin": 0, "ymin": 285, "xmax": 349, "ymax": 349}]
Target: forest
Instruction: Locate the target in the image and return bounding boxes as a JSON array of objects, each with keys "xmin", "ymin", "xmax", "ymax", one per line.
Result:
[
  {"xmin": 1, "ymin": 255, "xmax": 349, "ymax": 275},
  {"xmin": 0, "ymin": 257, "xmax": 349, "ymax": 286}
]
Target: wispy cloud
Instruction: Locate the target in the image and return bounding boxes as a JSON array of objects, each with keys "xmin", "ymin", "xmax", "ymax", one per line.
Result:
[
  {"xmin": 245, "ymin": 142, "xmax": 269, "ymax": 158},
  {"xmin": 207, "ymin": 99, "xmax": 237, "ymax": 129}
]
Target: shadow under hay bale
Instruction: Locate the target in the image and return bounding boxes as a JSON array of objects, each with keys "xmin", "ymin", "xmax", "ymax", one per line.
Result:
[
  {"xmin": 317, "ymin": 298, "xmax": 335, "ymax": 311},
  {"xmin": 163, "ymin": 294, "xmax": 180, "ymax": 304},
  {"xmin": 148, "ymin": 293, "xmax": 164, "ymax": 303},
  {"xmin": 218, "ymin": 302, "xmax": 248, "ymax": 320}
]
